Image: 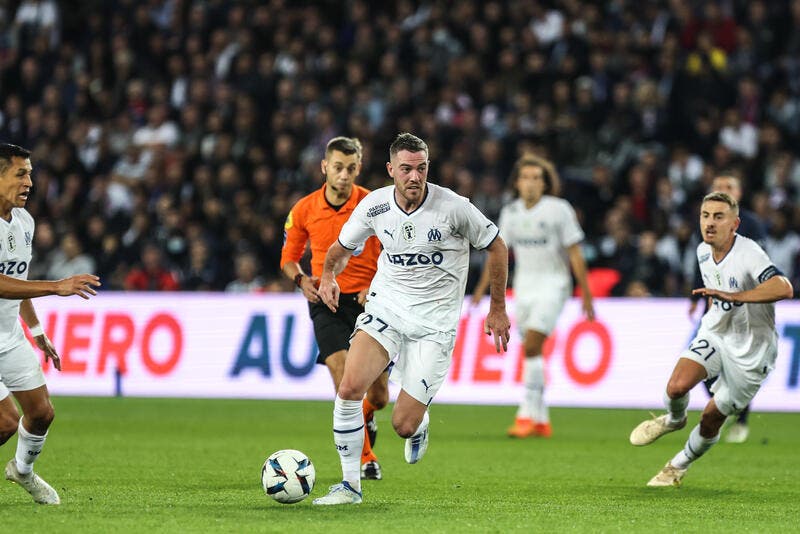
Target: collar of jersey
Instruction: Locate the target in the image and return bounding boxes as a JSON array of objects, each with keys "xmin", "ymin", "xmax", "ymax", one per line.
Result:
[
  {"xmin": 393, "ymin": 184, "xmax": 429, "ymax": 216},
  {"xmin": 316, "ymin": 183, "xmax": 358, "ymax": 212},
  {"xmin": 713, "ymin": 234, "xmax": 738, "ymax": 265}
]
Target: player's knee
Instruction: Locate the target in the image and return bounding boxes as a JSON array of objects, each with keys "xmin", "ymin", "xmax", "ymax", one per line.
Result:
[
  {"xmin": 392, "ymin": 419, "xmax": 417, "ymax": 439},
  {"xmin": 337, "ymin": 381, "xmax": 365, "ymax": 402},
  {"xmin": 665, "ymin": 379, "xmax": 691, "ymax": 399},
  {"xmin": 0, "ymin": 412, "xmax": 20, "ymax": 444}
]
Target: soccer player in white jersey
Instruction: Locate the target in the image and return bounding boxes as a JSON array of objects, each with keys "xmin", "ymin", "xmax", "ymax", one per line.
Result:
[
  {"xmin": 312, "ymin": 133, "xmax": 511, "ymax": 505},
  {"xmin": 629, "ymin": 192, "xmax": 793, "ymax": 487},
  {"xmin": 472, "ymin": 154, "xmax": 594, "ymax": 438},
  {"xmin": 0, "ymin": 143, "xmax": 101, "ymax": 505}
]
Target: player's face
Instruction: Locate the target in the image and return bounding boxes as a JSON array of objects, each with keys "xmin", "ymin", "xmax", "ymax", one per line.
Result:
[
  {"xmin": 322, "ymin": 150, "xmax": 361, "ymax": 197},
  {"xmin": 516, "ymin": 164, "xmax": 546, "ymax": 203},
  {"xmin": 700, "ymin": 200, "xmax": 740, "ymax": 248},
  {"xmin": 388, "ymin": 149, "xmax": 428, "ymax": 205},
  {"xmin": 0, "ymin": 156, "xmax": 33, "ymax": 213}
]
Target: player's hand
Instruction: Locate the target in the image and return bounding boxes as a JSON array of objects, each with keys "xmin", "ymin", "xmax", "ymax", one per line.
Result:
[
  {"xmin": 483, "ymin": 308, "xmax": 511, "ymax": 353},
  {"xmin": 33, "ymin": 333, "xmax": 61, "ymax": 371},
  {"xmin": 469, "ymin": 294, "xmax": 482, "ymax": 308},
  {"xmin": 55, "ymin": 274, "xmax": 101, "ymax": 299},
  {"xmin": 692, "ymin": 287, "xmax": 737, "ymax": 303},
  {"xmin": 299, "ymin": 275, "xmax": 320, "ymax": 303},
  {"xmin": 582, "ymin": 297, "xmax": 595, "ymax": 321},
  {"xmin": 318, "ymin": 275, "xmax": 340, "ymax": 313},
  {"xmin": 356, "ymin": 288, "xmax": 369, "ymax": 306}
]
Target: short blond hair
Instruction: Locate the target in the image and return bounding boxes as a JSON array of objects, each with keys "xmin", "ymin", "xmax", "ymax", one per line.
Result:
[{"xmin": 702, "ymin": 191, "xmax": 739, "ymax": 215}]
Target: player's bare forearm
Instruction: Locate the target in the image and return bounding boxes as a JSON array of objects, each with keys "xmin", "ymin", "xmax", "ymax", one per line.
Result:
[
  {"xmin": 0, "ymin": 273, "xmax": 100, "ymax": 299},
  {"xmin": 19, "ymin": 299, "xmax": 39, "ymax": 328},
  {"xmin": 20, "ymin": 298, "xmax": 61, "ymax": 370},
  {"xmin": 485, "ymin": 237, "xmax": 508, "ymax": 311},
  {"xmin": 568, "ymin": 243, "xmax": 595, "ymax": 320},
  {"xmin": 318, "ymin": 241, "xmax": 354, "ymax": 312},
  {"xmin": 0, "ymin": 275, "xmax": 56, "ymax": 299},
  {"xmin": 470, "ymin": 262, "xmax": 491, "ymax": 306},
  {"xmin": 692, "ymin": 276, "xmax": 793, "ymax": 303},
  {"xmin": 483, "ymin": 237, "xmax": 511, "ymax": 352}
]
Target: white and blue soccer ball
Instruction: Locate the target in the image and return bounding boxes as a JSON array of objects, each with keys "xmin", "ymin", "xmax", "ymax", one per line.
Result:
[{"xmin": 261, "ymin": 449, "xmax": 315, "ymax": 504}]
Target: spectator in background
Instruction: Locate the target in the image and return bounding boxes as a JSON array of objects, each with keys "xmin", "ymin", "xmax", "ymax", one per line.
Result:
[
  {"xmin": 46, "ymin": 231, "xmax": 96, "ymax": 280},
  {"xmin": 765, "ymin": 209, "xmax": 800, "ymax": 282},
  {"xmin": 123, "ymin": 241, "xmax": 179, "ymax": 291},
  {"xmin": 0, "ymin": 0, "xmax": 797, "ymax": 296},
  {"xmin": 225, "ymin": 251, "xmax": 264, "ymax": 293}
]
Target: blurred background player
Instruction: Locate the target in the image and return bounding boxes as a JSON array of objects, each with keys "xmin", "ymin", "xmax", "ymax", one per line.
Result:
[
  {"xmin": 313, "ymin": 132, "xmax": 511, "ymax": 505},
  {"xmin": 280, "ymin": 136, "xmax": 388, "ymax": 480},
  {"xmin": 473, "ymin": 154, "xmax": 594, "ymax": 438},
  {"xmin": 0, "ymin": 143, "xmax": 101, "ymax": 505},
  {"xmin": 630, "ymin": 192, "xmax": 792, "ymax": 487},
  {"xmin": 689, "ymin": 174, "xmax": 767, "ymax": 443}
]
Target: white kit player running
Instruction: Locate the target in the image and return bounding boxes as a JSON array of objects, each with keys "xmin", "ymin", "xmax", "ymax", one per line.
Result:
[
  {"xmin": 0, "ymin": 144, "xmax": 100, "ymax": 505},
  {"xmin": 630, "ymin": 192, "xmax": 793, "ymax": 487},
  {"xmin": 472, "ymin": 154, "xmax": 594, "ymax": 439},
  {"xmin": 313, "ymin": 133, "xmax": 511, "ymax": 505}
]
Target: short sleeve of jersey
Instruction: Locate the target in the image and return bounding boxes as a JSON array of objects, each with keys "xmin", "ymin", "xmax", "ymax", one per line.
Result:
[
  {"xmin": 453, "ymin": 196, "xmax": 498, "ymax": 250},
  {"xmin": 338, "ymin": 194, "xmax": 375, "ymax": 250},
  {"xmin": 557, "ymin": 200, "xmax": 584, "ymax": 248},
  {"xmin": 743, "ymin": 239, "xmax": 782, "ymax": 284}
]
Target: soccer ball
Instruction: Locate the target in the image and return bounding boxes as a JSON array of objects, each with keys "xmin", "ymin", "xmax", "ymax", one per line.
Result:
[{"xmin": 261, "ymin": 449, "xmax": 315, "ymax": 504}]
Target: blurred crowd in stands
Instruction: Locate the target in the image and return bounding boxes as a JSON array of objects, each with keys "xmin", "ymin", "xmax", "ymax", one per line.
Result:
[{"xmin": 0, "ymin": 0, "xmax": 798, "ymax": 297}]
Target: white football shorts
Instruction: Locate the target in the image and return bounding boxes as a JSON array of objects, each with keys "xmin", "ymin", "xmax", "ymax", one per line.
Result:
[
  {"xmin": 680, "ymin": 331, "xmax": 776, "ymax": 416},
  {"xmin": 354, "ymin": 303, "xmax": 455, "ymax": 406},
  {"xmin": 514, "ymin": 289, "xmax": 569, "ymax": 336},
  {"xmin": 0, "ymin": 339, "xmax": 46, "ymax": 401}
]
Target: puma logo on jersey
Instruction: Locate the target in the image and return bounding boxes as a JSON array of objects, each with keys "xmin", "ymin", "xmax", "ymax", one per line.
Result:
[{"xmin": 384, "ymin": 229, "xmax": 394, "ymax": 239}]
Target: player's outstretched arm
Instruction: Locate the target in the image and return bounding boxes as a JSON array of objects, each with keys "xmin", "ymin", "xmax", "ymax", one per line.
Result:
[
  {"xmin": 482, "ymin": 236, "xmax": 511, "ymax": 353},
  {"xmin": 567, "ymin": 243, "xmax": 595, "ymax": 321},
  {"xmin": 319, "ymin": 241, "xmax": 354, "ymax": 313},
  {"xmin": 692, "ymin": 275, "xmax": 793, "ymax": 304},
  {"xmin": 0, "ymin": 273, "xmax": 100, "ymax": 300}
]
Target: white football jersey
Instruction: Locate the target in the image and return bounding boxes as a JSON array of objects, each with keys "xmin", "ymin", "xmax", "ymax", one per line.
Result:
[
  {"xmin": 0, "ymin": 208, "xmax": 34, "ymax": 352},
  {"xmin": 696, "ymin": 234, "xmax": 781, "ymax": 362},
  {"xmin": 498, "ymin": 196, "xmax": 584, "ymax": 296},
  {"xmin": 339, "ymin": 183, "xmax": 498, "ymax": 334}
]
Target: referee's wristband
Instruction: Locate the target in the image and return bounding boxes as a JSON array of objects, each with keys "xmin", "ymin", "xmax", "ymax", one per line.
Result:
[
  {"xmin": 294, "ymin": 273, "xmax": 304, "ymax": 288},
  {"xmin": 29, "ymin": 324, "xmax": 44, "ymax": 337}
]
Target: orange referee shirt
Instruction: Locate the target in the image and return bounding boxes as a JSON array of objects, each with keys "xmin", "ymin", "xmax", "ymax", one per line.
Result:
[{"xmin": 280, "ymin": 184, "xmax": 380, "ymax": 294}]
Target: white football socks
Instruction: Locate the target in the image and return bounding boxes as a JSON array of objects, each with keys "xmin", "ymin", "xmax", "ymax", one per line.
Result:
[
  {"xmin": 332, "ymin": 396, "xmax": 364, "ymax": 492},
  {"xmin": 670, "ymin": 424, "xmax": 719, "ymax": 469},
  {"xmin": 519, "ymin": 357, "xmax": 548, "ymax": 423},
  {"xmin": 15, "ymin": 417, "xmax": 47, "ymax": 475},
  {"xmin": 413, "ymin": 410, "xmax": 429, "ymax": 437},
  {"xmin": 665, "ymin": 391, "xmax": 689, "ymax": 425}
]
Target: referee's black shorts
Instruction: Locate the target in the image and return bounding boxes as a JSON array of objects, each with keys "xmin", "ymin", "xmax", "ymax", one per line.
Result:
[{"xmin": 308, "ymin": 292, "xmax": 363, "ymax": 364}]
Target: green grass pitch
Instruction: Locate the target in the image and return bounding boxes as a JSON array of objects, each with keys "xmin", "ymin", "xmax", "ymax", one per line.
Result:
[{"xmin": 0, "ymin": 397, "xmax": 798, "ymax": 533}]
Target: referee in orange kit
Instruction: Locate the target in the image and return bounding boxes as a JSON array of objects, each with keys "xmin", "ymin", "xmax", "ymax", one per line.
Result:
[{"xmin": 280, "ymin": 136, "xmax": 387, "ymax": 480}]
